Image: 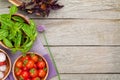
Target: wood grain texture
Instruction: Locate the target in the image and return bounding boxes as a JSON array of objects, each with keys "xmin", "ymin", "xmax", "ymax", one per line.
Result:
[
  {"xmin": 1, "ymin": 0, "xmax": 120, "ymax": 19},
  {"xmin": 51, "ymin": 74, "xmax": 120, "ymax": 80},
  {"xmin": 0, "ymin": 0, "xmax": 11, "ymax": 8},
  {"xmin": 36, "ymin": 20, "xmax": 120, "ymax": 45},
  {"xmin": 1, "ymin": 0, "xmax": 120, "ymax": 80},
  {"xmin": 45, "ymin": 47, "xmax": 120, "ymax": 73}
]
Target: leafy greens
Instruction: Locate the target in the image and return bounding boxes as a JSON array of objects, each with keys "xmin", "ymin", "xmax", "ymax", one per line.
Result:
[{"xmin": 0, "ymin": 5, "xmax": 37, "ymax": 53}]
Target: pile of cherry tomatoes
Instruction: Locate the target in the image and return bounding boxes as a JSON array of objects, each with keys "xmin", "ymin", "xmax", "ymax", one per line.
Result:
[{"xmin": 14, "ymin": 53, "xmax": 47, "ymax": 80}]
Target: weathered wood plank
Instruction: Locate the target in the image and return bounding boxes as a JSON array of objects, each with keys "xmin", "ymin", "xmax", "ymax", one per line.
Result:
[
  {"xmin": 36, "ymin": 20, "xmax": 120, "ymax": 45},
  {"xmin": 0, "ymin": 0, "xmax": 11, "ymax": 8},
  {"xmin": 47, "ymin": 47, "xmax": 120, "ymax": 73},
  {"xmin": 0, "ymin": 0, "xmax": 120, "ymax": 19},
  {"xmin": 51, "ymin": 74, "xmax": 120, "ymax": 80}
]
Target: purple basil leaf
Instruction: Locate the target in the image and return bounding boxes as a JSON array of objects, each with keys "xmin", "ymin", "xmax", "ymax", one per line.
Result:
[
  {"xmin": 51, "ymin": 4, "xmax": 64, "ymax": 10},
  {"xmin": 18, "ymin": 0, "xmax": 64, "ymax": 17}
]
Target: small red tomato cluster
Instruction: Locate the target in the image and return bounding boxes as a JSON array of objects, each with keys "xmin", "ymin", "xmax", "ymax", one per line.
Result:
[{"xmin": 15, "ymin": 53, "xmax": 47, "ymax": 80}]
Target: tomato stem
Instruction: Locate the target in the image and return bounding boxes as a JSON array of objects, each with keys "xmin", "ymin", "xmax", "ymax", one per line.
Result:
[
  {"xmin": 43, "ymin": 32, "xmax": 61, "ymax": 80},
  {"xmin": 44, "ymin": 68, "xmax": 47, "ymax": 71}
]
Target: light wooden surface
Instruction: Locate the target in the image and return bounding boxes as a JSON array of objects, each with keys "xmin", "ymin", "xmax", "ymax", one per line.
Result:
[{"xmin": 1, "ymin": 0, "xmax": 120, "ymax": 80}]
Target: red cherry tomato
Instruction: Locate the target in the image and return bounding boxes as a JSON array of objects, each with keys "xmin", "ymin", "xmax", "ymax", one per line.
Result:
[
  {"xmin": 0, "ymin": 61, "xmax": 6, "ymax": 66},
  {"xmin": 31, "ymin": 54, "xmax": 39, "ymax": 62},
  {"xmin": 16, "ymin": 61, "xmax": 23, "ymax": 68},
  {"xmin": 32, "ymin": 77, "xmax": 41, "ymax": 80},
  {"xmin": 30, "ymin": 68, "xmax": 38, "ymax": 78},
  {"xmin": 22, "ymin": 55, "xmax": 31, "ymax": 61},
  {"xmin": 37, "ymin": 61, "xmax": 45, "ymax": 69},
  {"xmin": 26, "ymin": 78, "xmax": 31, "ymax": 80},
  {"xmin": 38, "ymin": 69, "xmax": 46, "ymax": 78},
  {"xmin": 21, "ymin": 71, "xmax": 29, "ymax": 79},
  {"xmin": 23, "ymin": 66, "xmax": 28, "ymax": 71},
  {"xmin": 33, "ymin": 64, "xmax": 37, "ymax": 68},
  {"xmin": 26, "ymin": 60, "xmax": 34, "ymax": 69},
  {"xmin": 15, "ymin": 68, "xmax": 22, "ymax": 76},
  {"xmin": 19, "ymin": 75, "xmax": 24, "ymax": 80}
]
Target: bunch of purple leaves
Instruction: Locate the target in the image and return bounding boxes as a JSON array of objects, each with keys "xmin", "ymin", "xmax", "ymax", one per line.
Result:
[{"xmin": 19, "ymin": 0, "xmax": 63, "ymax": 17}]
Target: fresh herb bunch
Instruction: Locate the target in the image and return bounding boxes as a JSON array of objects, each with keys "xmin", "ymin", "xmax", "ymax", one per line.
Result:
[
  {"xmin": 19, "ymin": 0, "xmax": 64, "ymax": 17},
  {"xmin": 0, "ymin": 5, "xmax": 37, "ymax": 53}
]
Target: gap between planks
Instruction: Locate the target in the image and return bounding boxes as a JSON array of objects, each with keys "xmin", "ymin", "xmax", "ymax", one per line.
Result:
[
  {"xmin": 51, "ymin": 74, "xmax": 120, "ymax": 80},
  {"xmin": 44, "ymin": 45, "xmax": 120, "ymax": 47}
]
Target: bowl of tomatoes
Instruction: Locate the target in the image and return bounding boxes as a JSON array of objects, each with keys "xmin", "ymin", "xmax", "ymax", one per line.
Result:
[
  {"xmin": 13, "ymin": 52, "xmax": 49, "ymax": 80},
  {"xmin": 0, "ymin": 49, "xmax": 11, "ymax": 80}
]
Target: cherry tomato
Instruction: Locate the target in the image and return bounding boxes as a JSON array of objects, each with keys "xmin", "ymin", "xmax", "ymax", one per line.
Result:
[
  {"xmin": 15, "ymin": 68, "xmax": 22, "ymax": 76},
  {"xmin": 37, "ymin": 61, "xmax": 45, "ymax": 69},
  {"xmin": 33, "ymin": 64, "xmax": 37, "ymax": 68},
  {"xmin": 26, "ymin": 60, "xmax": 34, "ymax": 69},
  {"xmin": 38, "ymin": 69, "xmax": 46, "ymax": 78},
  {"xmin": 32, "ymin": 77, "xmax": 41, "ymax": 80},
  {"xmin": 22, "ymin": 55, "xmax": 31, "ymax": 61},
  {"xmin": 30, "ymin": 68, "xmax": 38, "ymax": 78},
  {"xmin": 31, "ymin": 54, "xmax": 39, "ymax": 62},
  {"xmin": 21, "ymin": 71, "xmax": 29, "ymax": 79},
  {"xmin": 16, "ymin": 61, "xmax": 23, "ymax": 68},
  {"xmin": 23, "ymin": 66, "xmax": 28, "ymax": 71},
  {"xmin": 26, "ymin": 78, "xmax": 31, "ymax": 80},
  {"xmin": 18, "ymin": 75, "xmax": 24, "ymax": 80},
  {"xmin": 0, "ymin": 61, "xmax": 6, "ymax": 66},
  {"xmin": 23, "ymin": 59, "xmax": 29, "ymax": 67}
]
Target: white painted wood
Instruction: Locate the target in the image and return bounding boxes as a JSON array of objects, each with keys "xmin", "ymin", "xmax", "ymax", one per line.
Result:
[{"xmin": 0, "ymin": 0, "xmax": 120, "ymax": 19}]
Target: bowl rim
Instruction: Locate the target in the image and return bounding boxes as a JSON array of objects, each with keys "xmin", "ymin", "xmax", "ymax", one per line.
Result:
[
  {"xmin": 12, "ymin": 13, "xmax": 30, "ymax": 24},
  {"xmin": 12, "ymin": 52, "xmax": 49, "ymax": 80},
  {"xmin": 0, "ymin": 49, "xmax": 12, "ymax": 80},
  {"xmin": 8, "ymin": 0, "xmax": 23, "ymax": 6}
]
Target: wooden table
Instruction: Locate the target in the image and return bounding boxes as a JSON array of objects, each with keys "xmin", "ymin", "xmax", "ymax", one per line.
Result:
[{"xmin": 1, "ymin": 0, "xmax": 120, "ymax": 80}]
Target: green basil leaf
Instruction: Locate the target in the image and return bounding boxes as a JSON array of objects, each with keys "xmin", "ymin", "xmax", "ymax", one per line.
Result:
[
  {"xmin": 14, "ymin": 22, "xmax": 22, "ymax": 31},
  {"xmin": 0, "ymin": 18, "xmax": 14, "ymax": 27},
  {"xmin": 21, "ymin": 35, "xmax": 26, "ymax": 45},
  {"xmin": 1, "ymin": 23, "xmax": 9, "ymax": 29},
  {"xmin": 8, "ymin": 31, "xmax": 16, "ymax": 40},
  {"xmin": 22, "ymin": 37, "xmax": 30, "ymax": 47},
  {"xmin": 24, "ymin": 40, "xmax": 33, "ymax": 48},
  {"xmin": 3, "ymin": 38, "xmax": 13, "ymax": 48},
  {"xmin": 0, "ymin": 14, "xmax": 10, "ymax": 19},
  {"xmin": 20, "ymin": 48, "xmax": 30, "ymax": 53},
  {"xmin": 21, "ymin": 41, "xmax": 33, "ymax": 53},
  {"xmin": 11, "ymin": 48, "xmax": 18, "ymax": 54},
  {"xmin": 15, "ymin": 31, "xmax": 22, "ymax": 47},
  {"xmin": 10, "ymin": 5, "xmax": 18, "ymax": 15},
  {"xmin": 30, "ymin": 20, "xmax": 36, "ymax": 34},
  {"xmin": 8, "ymin": 22, "xmax": 21, "ymax": 40},
  {"xmin": 29, "ymin": 20, "xmax": 37, "ymax": 40},
  {"xmin": 32, "ymin": 31, "xmax": 37, "ymax": 41},
  {"xmin": 22, "ymin": 24, "xmax": 32, "ymax": 38},
  {"xmin": 0, "ymin": 29, "xmax": 8, "ymax": 40}
]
